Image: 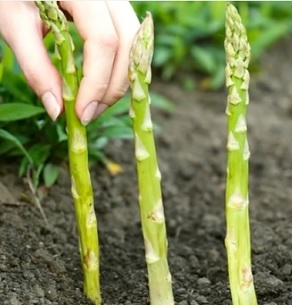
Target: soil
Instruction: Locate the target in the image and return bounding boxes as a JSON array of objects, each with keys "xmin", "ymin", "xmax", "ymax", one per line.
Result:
[{"xmin": 2, "ymin": 37, "xmax": 292, "ymax": 305}]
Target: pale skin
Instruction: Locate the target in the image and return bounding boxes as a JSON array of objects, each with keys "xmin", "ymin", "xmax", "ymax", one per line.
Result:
[{"xmin": 0, "ymin": 1, "xmax": 140, "ymax": 125}]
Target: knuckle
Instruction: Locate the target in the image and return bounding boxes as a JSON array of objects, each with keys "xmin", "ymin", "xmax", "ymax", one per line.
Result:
[
  {"xmin": 23, "ymin": 67, "xmax": 40, "ymax": 93},
  {"xmin": 108, "ymin": 86, "xmax": 129, "ymax": 105},
  {"xmin": 97, "ymin": 33, "xmax": 119, "ymax": 52},
  {"xmin": 97, "ymin": 83, "xmax": 109, "ymax": 99},
  {"xmin": 112, "ymin": 90, "xmax": 125, "ymax": 101}
]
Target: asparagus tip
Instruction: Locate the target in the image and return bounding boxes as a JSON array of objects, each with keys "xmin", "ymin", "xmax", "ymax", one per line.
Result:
[
  {"xmin": 225, "ymin": 3, "xmax": 251, "ymax": 90},
  {"xmin": 129, "ymin": 12, "xmax": 154, "ymax": 77}
]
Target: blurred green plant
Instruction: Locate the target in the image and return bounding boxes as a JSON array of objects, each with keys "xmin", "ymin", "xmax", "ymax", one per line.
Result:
[
  {"xmin": 0, "ymin": 28, "xmax": 174, "ymax": 192},
  {"xmin": 132, "ymin": 1, "xmax": 292, "ymax": 90}
]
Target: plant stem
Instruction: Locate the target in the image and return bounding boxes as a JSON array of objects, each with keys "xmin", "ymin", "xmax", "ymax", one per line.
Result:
[
  {"xmin": 224, "ymin": 4, "xmax": 258, "ymax": 305},
  {"xmin": 35, "ymin": 2, "xmax": 100, "ymax": 304},
  {"xmin": 129, "ymin": 12, "xmax": 174, "ymax": 305}
]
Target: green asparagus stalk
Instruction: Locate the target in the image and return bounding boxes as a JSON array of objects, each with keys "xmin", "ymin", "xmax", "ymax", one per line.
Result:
[
  {"xmin": 35, "ymin": 2, "xmax": 101, "ymax": 304},
  {"xmin": 129, "ymin": 13, "xmax": 174, "ymax": 305},
  {"xmin": 224, "ymin": 4, "xmax": 258, "ymax": 305}
]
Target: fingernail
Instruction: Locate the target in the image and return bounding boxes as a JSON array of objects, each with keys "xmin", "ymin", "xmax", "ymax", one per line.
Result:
[
  {"xmin": 95, "ymin": 103, "xmax": 108, "ymax": 118},
  {"xmin": 81, "ymin": 101, "xmax": 99, "ymax": 126},
  {"xmin": 41, "ymin": 91, "xmax": 61, "ymax": 121}
]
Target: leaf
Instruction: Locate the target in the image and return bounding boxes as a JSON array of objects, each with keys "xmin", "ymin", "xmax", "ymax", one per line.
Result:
[
  {"xmin": 1, "ymin": 68, "xmax": 34, "ymax": 103},
  {"xmin": 43, "ymin": 163, "xmax": 59, "ymax": 188},
  {"xmin": 18, "ymin": 158, "xmax": 28, "ymax": 178},
  {"xmin": 191, "ymin": 46, "xmax": 217, "ymax": 74},
  {"xmin": 99, "ymin": 126, "xmax": 133, "ymax": 139},
  {"xmin": 27, "ymin": 144, "xmax": 51, "ymax": 166},
  {"xmin": 0, "ymin": 128, "xmax": 32, "ymax": 164},
  {"xmin": 18, "ymin": 144, "xmax": 51, "ymax": 177},
  {"xmin": 91, "ymin": 137, "xmax": 108, "ymax": 150},
  {"xmin": 249, "ymin": 21, "xmax": 288, "ymax": 60},
  {"xmin": 88, "ymin": 148, "xmax": 106, "ymax": 163},
  {"xmin": 33, "ymin": 163, "xmax": 44, "ymax": 190},
  {"xmin": 103, "ymin": 95, "xmax": 130, "ymax": 116},
  {"xmin": 0, "ymin": 103, "xmax": 45, "ymax": 122},
  {"xmin": 0, "ymin": 141, "xmax": 15, "ymax": 155},
  {"xmin": 153, "ymin": 46, "xmax": 173, "ymax": 67},
  {"xmin": 0, "ymin": 42, "xmax": 14, "ymax": 70},
  {"xmin": 150, "ymin": 92, "xmax": 175, "ymax": 111},
  {"xmin": 56, "ymin": 123, "xmax": 68, "ymax": 142},
  {"xmin": 87, "ymin": 115, "xmax": 130, "ymax": 138}
]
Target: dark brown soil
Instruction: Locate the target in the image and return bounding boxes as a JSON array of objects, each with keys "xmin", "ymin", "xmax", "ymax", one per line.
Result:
[{"xmin": 2, "ymin": 37, "xmax": 292, "ymax": 305}]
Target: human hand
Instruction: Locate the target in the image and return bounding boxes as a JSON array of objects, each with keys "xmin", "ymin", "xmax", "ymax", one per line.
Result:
[{"xmin": 0, "ymin": 1, "xmax": 140, "ymax": 125}]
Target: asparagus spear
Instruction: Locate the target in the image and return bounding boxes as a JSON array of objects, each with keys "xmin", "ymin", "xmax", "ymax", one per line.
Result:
[
  {"xmin": 129, "ymin": 13, "xmax": 174, "ymax": 305},
  {"xmin": 35, "ymin": 2, "xmax": 101, "ymax": 304},
  {"xmin": 224, "ymin": 4, "xmax": 258, "ymax": 305}
]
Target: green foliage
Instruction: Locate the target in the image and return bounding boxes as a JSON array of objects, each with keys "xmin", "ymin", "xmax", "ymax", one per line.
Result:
[
  {"xmin": 2, "ymin": 1, "xmax": 288, "ymax": 188},
  {"xmin": 0, "ymin": 103, "xmax": 45, "ymax": 121},
  {"xmin": 133, "ymin": 1, "xmax": 292, "ymax": 90},
  {"xmin": 0, "ymin": 34, "xmax": 173, "ymax": 189},
  {"xmin": 132, "ymin": 1, "xmax": 224, "ymax": 89},
  {"xmin": 241, "ymin": 2, "xmax": 292, "ymax": 59},
  {"xmin": 43, "ymin": 163, "xmax": 59, "ymax": 188},
  {"xmin": 0, "ymin": 128, "xmax": 33, "ymax": 164}
]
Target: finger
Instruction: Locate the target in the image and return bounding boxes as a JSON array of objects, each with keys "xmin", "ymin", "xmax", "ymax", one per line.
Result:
[
  {"xmin": 60, "ymin": 1, "xmax": 118, "ymax": 125},
  {"xmin": 101, "ymin": 1, "xmax": 140, "ymax": 109},
  {"xmin": 0, "ymin": 3, "xmax": 63, "ymax": 121}
]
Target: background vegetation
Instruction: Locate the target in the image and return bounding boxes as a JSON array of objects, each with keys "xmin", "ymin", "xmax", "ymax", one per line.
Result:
[
  {"xmin": 1, "ymin": 1, "xmax": 292, "ymax": 191},
  {"xmin": 133, "ymin": 1, "xmax": 292, "ymax": 90}
]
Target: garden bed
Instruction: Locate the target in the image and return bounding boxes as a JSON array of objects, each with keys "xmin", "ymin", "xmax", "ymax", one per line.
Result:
[{"xmin": 1, "ymin": 36, "xmax": 292, "ymax": 305}]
